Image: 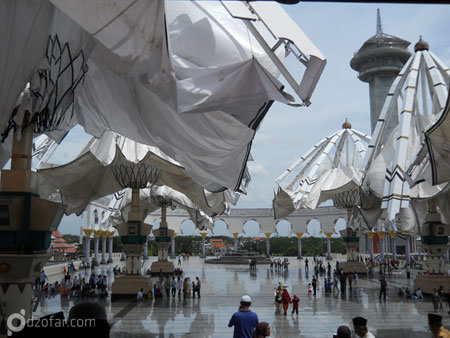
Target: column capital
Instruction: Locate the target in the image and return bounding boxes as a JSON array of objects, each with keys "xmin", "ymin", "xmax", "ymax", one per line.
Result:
[
  {"xmin": 172, "ymin": 232, "xmax": 178, "ymax": 239},
  {"xmin": 388, "ymin": 230, "xmax": 396, "ymax": 238},
  {"xmin": 264, "ymin": 232, "xmax": 271, "ymax": 239},
  {"xmin": 324, "ymin": 232, "xmax": 333, "ymax": 239},
  {"xmin": 200, "ymin": 231, "xmax": 208, "ymax": 239},
  {"xmin": 93, "ymin": 230, "xmax": 102, "ymax": 238},
  {"xmin": 377, "ymin": 231, "xmax": 386, "ymax": 238},
  {"xmin": 232, "ymin": 232, "xmax": 238, "ymax": 239},
  {"xmin": 295, "ymin": 232, "xmax": 304, "ymax": 239},
  {"xmin": 101, "ymin": 229, "xmax": 109, "ymax": 238},
  {"xmin": 84, "ymin": 229, "xmax": 93, "ymax": 237},
  {"xmin": 366, "ymin": 232, "xmax": 374, "ymax": 239},
  {"xmin": 108, "ymin": 230, "xmax": 115, "ymax": 238}
]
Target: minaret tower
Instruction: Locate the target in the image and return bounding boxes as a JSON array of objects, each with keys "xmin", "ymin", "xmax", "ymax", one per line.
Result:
[{"xmin": 350, "ymin": 9, "xmax": 411, "ymax": 134}]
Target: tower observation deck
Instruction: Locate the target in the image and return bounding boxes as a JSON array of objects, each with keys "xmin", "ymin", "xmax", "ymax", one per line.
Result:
[{"xmin": 350, "ymin": 9, "xmax": 411, "ymax": 134}]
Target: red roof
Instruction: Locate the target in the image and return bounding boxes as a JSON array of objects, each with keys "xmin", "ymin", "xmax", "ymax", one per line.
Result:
[{"xmin": 51, "ymin": 231, "xmax": 77, "ymax": 254}]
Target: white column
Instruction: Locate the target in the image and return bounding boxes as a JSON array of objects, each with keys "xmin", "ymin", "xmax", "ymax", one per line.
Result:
[
  {"xmin": 101, "ymin": 236, "xmax": 107, "ymax": 264},
  {"xmin": 94, "ymin": 237, "xmax": 99, "ymax": 266},
  {"xmin": 405, "ymin": 236, "xmax": 411, "ymax": 265},
  {"xmin": 85, "ymin": 236, "xmax": 91, "ymax": 267},
  {"xmin": 380, "ymin": 237, "xmax": 385, "ymax": 262},
  {"xmin": 108, "ymin": 236, "xmax": 113, "ymax": 263},
  {"xmin": 368, "ymin": 236, "xmax": 374, "ymax": 260},
  {"xmin": 391, "ymin": 237, "xmax": 397, "ymax": 261},
  {"xmin": 327, "ymin": 237, "xmax": 332, "ymax": 260},
  {"xmin": 202, "ymin": 236, "xmax": 206, "ymax": 258}
]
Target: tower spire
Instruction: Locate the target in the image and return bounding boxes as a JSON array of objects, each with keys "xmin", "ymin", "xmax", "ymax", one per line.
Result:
[{"xmin": 376, "ymin": 9, "xmax": 383, "ymax": 37}]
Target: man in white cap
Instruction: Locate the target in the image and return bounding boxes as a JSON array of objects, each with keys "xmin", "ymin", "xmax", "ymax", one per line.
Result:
[{"xmin": 228, "ymin": 295, "xmax": 259, "ymax": 338}]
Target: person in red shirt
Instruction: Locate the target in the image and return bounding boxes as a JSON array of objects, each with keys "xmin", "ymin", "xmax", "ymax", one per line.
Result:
[
  {"xmin": 281, "ymin": 288, "xmax": 291, "ymax": 316},
  {"xmin": 291, "ymin": 294, "xmax": 300, "ymax": 315}
]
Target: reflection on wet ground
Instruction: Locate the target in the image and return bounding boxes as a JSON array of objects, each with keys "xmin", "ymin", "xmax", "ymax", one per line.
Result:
[{"xmin": 34, "ymin": 257, "xmax": 449, "ymax": 337}]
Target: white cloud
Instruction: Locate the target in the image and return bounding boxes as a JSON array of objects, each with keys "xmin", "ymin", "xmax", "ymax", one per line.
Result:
[{"xmin": 247, "ymin": 162, "xmax": 269, "ymax": 177}]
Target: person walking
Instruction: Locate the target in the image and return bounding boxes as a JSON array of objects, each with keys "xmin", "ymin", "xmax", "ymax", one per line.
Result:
[
  {"xmin": 379, "ymin": 276, "xmax": 387, "ymax": 301},
  {"xmin": 433, "ymin": 289, "xmax": 441, "ymax": 312},
  {"xmin": 281, "ymin": 287, "xmax": 291, "ymax": 316},
  {"xmin": 39, "ymin": 270, "xmax": 48, "ymax": 289},
  {"xmin": 312, "ymin": 276, "xmax": 317, "ymax": 296},
  {"xmin": 195, "ymin": 276, "xmax": 201, "ymax": 298},
  {"xmin": 228, "ymin": 295, "xmax": 259, "ymax": 338},
  {"xmin": 165, "ymin": 278, "xmax": 171, "ymax": 298},
  {"xmin": 291, "ymin": 294, "xmax": 300, "ymax": 315},
  {"xmin": 171, "ymin": 277, "xmax": 177, "ymax": 298},
  {"xmin": 252, "ymin": 322, "xmax": 271, "ymax": 338},
  {"xmin": 274, "ymin": 290, "xmax": 281, "ymax": 315},
  {"xmin": 177, "ymin": 276, "xmax": 183, "ymax": 298}
]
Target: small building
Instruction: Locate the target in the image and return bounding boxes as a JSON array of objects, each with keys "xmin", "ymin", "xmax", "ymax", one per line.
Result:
[{"xmin": 51, "ymin": 230, "xmax": 77, "ymax": 256}]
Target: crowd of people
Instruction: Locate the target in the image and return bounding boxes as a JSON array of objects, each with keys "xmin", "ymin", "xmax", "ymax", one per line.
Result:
[
  {"xmin": 229, "ymin": 293, "xmax": 450, "ymax": 338},
  {"xmin": 34, "ymin": 268, "xmax": 109, "ymax": 299},
  {"xmin": 136, "ymin": 275, "xmax": 201, "ymax": 300}
]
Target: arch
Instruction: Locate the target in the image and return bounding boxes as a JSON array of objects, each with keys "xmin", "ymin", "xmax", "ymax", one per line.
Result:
[
  {"xmin": 335, "ymin": 217, "xmax": 347, "ymax": 236},
  {"xmin": 180, "ymin": 219, "xmax": 196, "ymax": 235},
  {"xmin": 212, "ymin": 219, "xmax": 228, "ymax": 236},
  {"xmin": 242, "ymin": 219, "xmax": 261, "ymax": 237},
  {"xmin": 307, "ymin": 218, "xmax": 321, "ymax": 237},
  {"xmin": 275, "ymin": 219, "xmax": 292, "ymax": 237}
]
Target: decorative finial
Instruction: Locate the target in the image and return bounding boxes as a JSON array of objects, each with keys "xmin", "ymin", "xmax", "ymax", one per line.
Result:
[
  {"xmin": 376, "ymin": 9, "xmax": 383, "ymax": 37},
  {"xmin": 342, "ymin": 118, "xmax": 352, "ymax": 129},
  {"xmin": 414, "ymin": 35, "xmax": 429, "ymax": 52}
]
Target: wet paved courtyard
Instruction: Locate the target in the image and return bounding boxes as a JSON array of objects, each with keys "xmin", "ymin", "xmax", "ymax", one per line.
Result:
[{"xmin": 34, "ymin": 257, "xmax": 449, "ymax": 337}]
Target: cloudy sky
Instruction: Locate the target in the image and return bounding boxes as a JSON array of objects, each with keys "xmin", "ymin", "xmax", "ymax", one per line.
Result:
[{"xmin": 53, "ymin": 1, "xmax": 450, "ymax": 235}]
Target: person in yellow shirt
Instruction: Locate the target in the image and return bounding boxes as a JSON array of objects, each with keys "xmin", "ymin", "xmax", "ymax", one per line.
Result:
[{"xmin": 428, "ymin": 313, "xmax": 450, "ymax": 338}]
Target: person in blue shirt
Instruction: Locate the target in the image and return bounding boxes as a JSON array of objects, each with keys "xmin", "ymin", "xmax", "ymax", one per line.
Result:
[{"xmin": 228, "ymin": 295, "xmax": 259, "ymax": 338}]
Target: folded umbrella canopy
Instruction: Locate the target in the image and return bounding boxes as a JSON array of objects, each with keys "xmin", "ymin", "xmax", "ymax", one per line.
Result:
[
  {"xmin": 273, "ymin": 120, "xmax": 370, "ymax": 219},
  {"xmin": 1, "ymin": 0, "xmax": 325, "ymax": 193},
  {"xmin": 362, "ymin": 39, "xmax": 450, "ymax": 230}
]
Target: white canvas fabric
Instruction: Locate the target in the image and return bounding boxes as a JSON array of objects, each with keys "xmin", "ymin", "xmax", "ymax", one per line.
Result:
[
  {"xmin": 109, "ymin": 186, "xmax": 213, "ymax": 230},
  {"xmin": 303, "ymin": 166, "xmax": 363, "ymax": 210},
  {"xmin": 36, "ymin": 131, "xmax": 229, "ymax": 216},
  {"xmin": 273, "ymin": 126, "xmax": 370, "ymax": 219},
  {"xmin": 2, "ymin": 0, "xmax": 324, "ymax": 196},
  {"xmin": 0, "ymin": 0, "xmax": 54, "ymax": 136},
  {"xmin": 363, "ymin": 50, "xmax": 450, "ymax": 228}
]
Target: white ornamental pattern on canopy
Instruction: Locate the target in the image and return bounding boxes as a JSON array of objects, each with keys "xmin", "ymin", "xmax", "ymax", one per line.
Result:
[
  {"xmin": 273, "ymin": 120, "xmax": 370, "ymax": 219},
  {"xmin": 363, "ymin": 39, "xmax": 450, "ymax": 230},
  {"xmin": 1, "ymin": 0, "xmax": 325, "ymax": 194}
]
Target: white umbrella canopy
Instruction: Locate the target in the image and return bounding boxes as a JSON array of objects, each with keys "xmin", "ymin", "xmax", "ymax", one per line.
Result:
[
  {"xmin": 1, "ymin": 0, "xmax": 325, "ymax": 195},
  {"xmin": 362, "ymin": 39, "xmax": 450, "ymax": 230},
  {"xmin": 36, "ymin": 131, "xmax": 231, "ymax": 217},
  {"xmin": 273, "ymin": 120, "xmax": 370, "ymax": 219},
  {"xmin": 111, "ymin": 186, "xmax": 214, "ymax": 231}
]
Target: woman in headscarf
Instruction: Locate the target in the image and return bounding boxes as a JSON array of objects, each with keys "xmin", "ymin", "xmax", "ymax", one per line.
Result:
[
  {"xmin": 253, "ymin": 322, "xmax": 271, "ymax": 338},
  {"xmin": 281, "ymin": 287, "xmax": 291, "ymax": 315}
]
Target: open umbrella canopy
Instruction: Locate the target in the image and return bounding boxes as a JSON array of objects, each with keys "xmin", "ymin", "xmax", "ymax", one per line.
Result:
[
  {"xmin": 273, "ymin": 119, "xmax": 370, "ymax": 219},
  {"xmin": 36, "ymin": 131, "xmax": 233, "ymax": 217},
  {"xmin": 1, "ymin": 0, "xmax": 325, "ymax": 194}
]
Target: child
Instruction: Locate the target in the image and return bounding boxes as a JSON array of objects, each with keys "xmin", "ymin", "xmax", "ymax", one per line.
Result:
[
  {"xmin": 307, "ymin": 283, "xmax": 312, "ymax": 294},
  {"xmin": 291, "ymin": 294, "xmax": 300, "ymax": 315}
]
